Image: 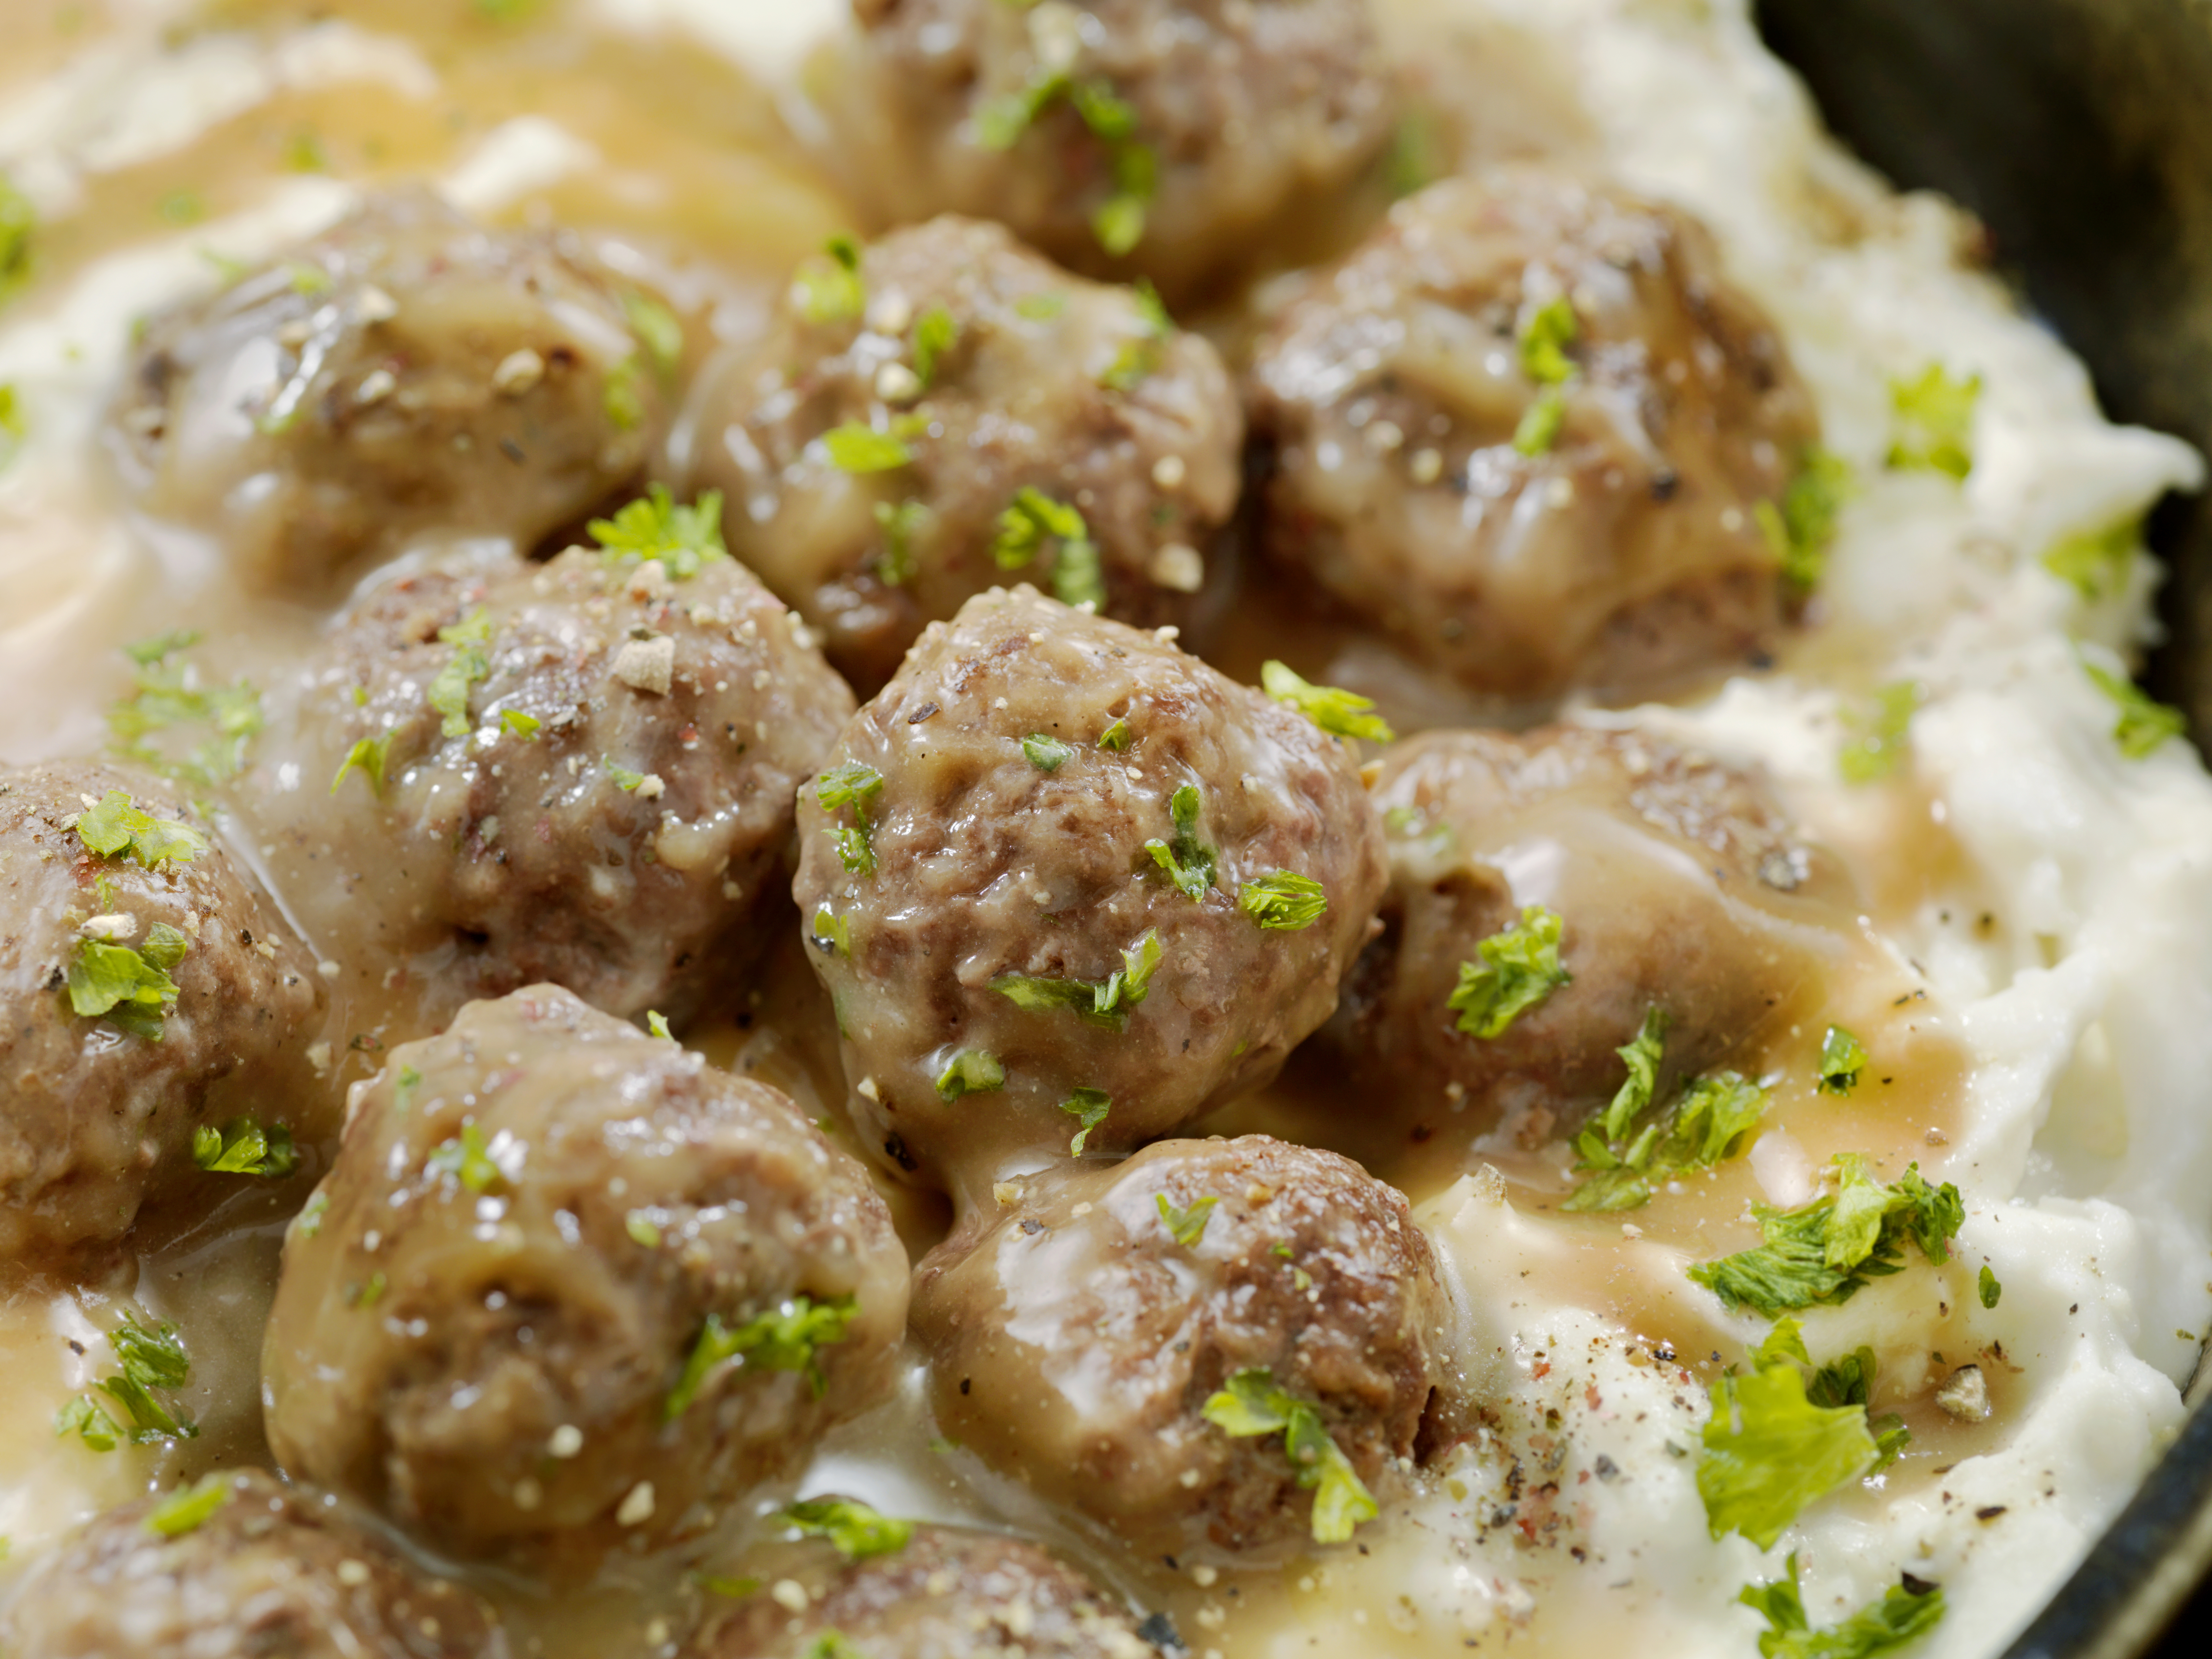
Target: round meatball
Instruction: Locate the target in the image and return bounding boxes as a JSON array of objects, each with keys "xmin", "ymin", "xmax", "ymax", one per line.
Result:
[
  {"xmin": 107, "ymin": 190, "xmax": 674, "ymax": 597},
  {"xmin": 239, "ymin": 537, "xmax": 853, "ymax": 1038},
  {"xmin": 819, "ymin": 0, "xmax": 1397, "ymax": 298},
  {"xmin": 685, "ymin": 1519, "xmax": 1153, "ymax": 1659},
  {"xmin": 1329, "ymin": 725, "xmax": 1858, "ymax": 1149},
  {"xmin": 262, "ymin": 986, "xmax": 909, "ymax": 1563},
  {"xmin": 0, "ymin": 1468, "xmax": 505, "ymax": 1659},
  {"xmin": 690, "ymin": 215, "xmax": 1242, "ymax": 689},
  {"xmin": 913, "ymin": 1136, "xmax": 1463, "ymax": 1557},
  {"xmin": 1248, "ymin": 169, "xmax": 1820, "ymax": 702},
  {"xmin": 0, "ymin": 759, "xmax": 326, "ymax": 1272},
  {"xmin": 791, "ymin": 586, "xmax": 1386, "ymax": 1197}
]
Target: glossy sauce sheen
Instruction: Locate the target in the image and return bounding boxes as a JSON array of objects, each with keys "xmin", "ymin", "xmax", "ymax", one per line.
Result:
[{"xmin": 0, "ymin": 2, "xmax": 2118, "ymax": 1657}]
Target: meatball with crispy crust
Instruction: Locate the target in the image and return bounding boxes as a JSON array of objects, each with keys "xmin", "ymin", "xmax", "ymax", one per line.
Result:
[
  {"xmin": 238, "ymin": 532, "xmax": 852, "ymax": 1039},
  {"xmin": 108, "ymin": 190, "xmax": 675, "ymax": 598},
  {"xmin": 0, "ymin": 1468, "xmax": 506, "ymax": 1659},
  {"xmin": 791, "ymin": 586, "xmax": 1386, "ymax": 1199},
  {"xmin": 1248, "ymin": 169, "xmax": 1820, "ymax": 704},
  {"xmin": 1327, "ymin": 725, "xmax": 1859, "ymax": 1153},
  {"xmin": 690, "ymin": 215, "xmax": 1242, "ymax": 689},
  {"xmin": 912, "ymin": 1135, "xmax": 1465, "ymax": 1558},
  {"xmin": 0, "ymin": 759, "xmax": 326, "ymax": 1274},
  {"xmin": 262, "ymin": 986, "xmax": 908, "ymax": 1565},
  {"xmin": 685, "ymin": 1516, "xmax": 1154, "ymax": 1658},
  {"xmin": 818, "ymin": 0, "xmax": 1397, "ymax": 299}
]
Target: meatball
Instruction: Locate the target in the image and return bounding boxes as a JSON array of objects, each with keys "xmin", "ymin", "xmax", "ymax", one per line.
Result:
[
  {"xmin": 791, "ymin": 586, "xmax": 1386, "ymax": 1196},
  {"xmin": 820, "ymin": 0, "xmax": 1397, "ymax": 298},
  {"xmin": 0, "ymin": 1468, "xmax": 505, "ymax": 1659},
  {"xmin": 262, "ymin": 986, "xmax": 909, "ymax": 1563},
  {"xmin": 0, "ymin": 759, "xmax": 326, "ymax": 1272},
  {"xmin": 108, "ymin": 190, "xmax": 674, "ymax": 597},
  {"xmin": 690, "ymin": 215, "xmax": 1242, "ymax": 689},
  {"xmin": 239, "ymin": 536, "xmax": 853, "ymax": 1037},
  {"xmin": 913, "ymin": 1135, "xmax": 1462, "ymax": 1557},
  {"xmin": 1329, "ymin": 725, "xmax": 1857, "ymax": 1148},
  {"xmin": 1247, "ymin": 169, "xmax": 1820, "ymax": 702},
  {"xmin": 685, "ymin": 1518, "xmax": 1153, "ymax": 1659}
]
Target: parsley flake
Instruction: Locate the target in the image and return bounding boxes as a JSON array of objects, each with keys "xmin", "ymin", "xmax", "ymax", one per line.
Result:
[
  {"xmin": 622, "ymin": 291, "xmax": 685, "ymax": 377},
  {"xmin": 1238, "ymin": 870, "xmax": 1328, "ymax": 931},
  {"xmin": 1688, "ymin": 1157, "xmax": 1965, "ymax": 1318},
  {"xmin": 1839, "ymin": 681, "xmax": 1922, "ymax": 784},
  {"xmin": 796, "ymin": 235, "xmax": 866, "ymax": 325},
  {"xmin": 782, "ymin": 1496, "xmax": 913, "ymax": 1560},
  {"xmin": 589, "ymin": 484, "xmax": 728, "ymax": 579},
  {"xmin": 58, "ymin": 1315, "xmax": 198, "ymax": 1452},
  {"xmin": 993, "ymin": 929, "xmax": 1161, "ymax": 1030},
  {"xmin": 2043, "ymin": 517, "xmax": 2139, "ymax": 601},
  {"xmin": 1740, "ymin": 1554, "xmax": 1945, "ymax": 1659},
  {"xmin": 1757, "ymin": 447, "xmax": 1853, "ymax": 591},
  {"xmin": 1518, "ymin": 295, "xmax": 1578, "ymax": 385},
  {"xmin": 992, "ymin": 488, "xmax": 1103, "ymax": 609},
  {"xmin": 1568, "ymin": 1055, "xmax": 1767, "ymax": 1214},
  {"xmin": 646, "ymin": 1010, "xmax": 673, "ymax": 1040},
  {"xmin": 1156, "ymin": 1192, "xmax": 1218, "ymax": 1248},
  {"xmin": 330, "ymin": 729, "xmax": 398, "ymax": 798},
  {"xmin": 1817, "ymin": 1026, "xmax": 1868, "ymax": 1095},
  {"xmin": 427, "ymin": 609, "xmax": 495, "ymax": 740},
  {"xmin": 1143, "ymin": 784, "xmax": 1215, "ymax": 900},
  {"xmin": 1700, "ymin": 1331, "xmax": 1878, "ymax": 1548},
  {"xmin": 1200, "ymin": 1368, "xmax": 1378, "ymax": 1544},
  {"xmin": 67, "ymin": 925, "xmax": 189, "ymax": 1041},
  {"xmin": 0, "ymin": 174, "xmax": 32, "ymax": 307},
  {"xmin": 911, "ymin": 304, "xmax": 959, "ymax": 386},
  {"xmin": 934, "ymin": 1048, "xmax": 1006, "ymax": 1101},
  {"xmin": 1448, "ymin": 905, "xmax": 1569, "ymax": 1039},
  {"xmin": 1886, "ymin": 364, "xmax": 1981, "ymax": 479},
  {"xmin": 1979, "ymin": 1264, "xmax": 2003, "ymax": 1310},
  {"xmin": 1059, "ymin": 1087, "xmax": 1111, "ymax": 1154},
  {"xmin": 817, "ymin": 761, "xmax": 885, "ymax": 875},
  {"xmin": 823, "ymin": 421, "xmax": 916, "ymax": 474},
  {"xmin": 1023, "ymin": 733, "xmax": 1074, "ymax": 772},
  {"xmin": 192, "ymin": 1118, "xmax": 298, "ymax": 1178},
  {"xmin": 666, "ymin": 1294, "xmax": 858, "ymax": 1418},
  {"xmin": 872, "ymin": 499, "xmax": 926, "ymax": 586},
  {"xmin": 426, "ymin": 1122, "xmax": 502, "ymax": 1193},
  {"xmin": 1259, "ymin": 660, "xmax": 1395, "ymax": 743},
  {"xmin": 74, "ymin": 789, "xmax": 207, "ymax": 869},
  {"xmin": 2082, "ymin": 658, "xmax": 2186, "ymax": 758},
  {"xmin": 146, "ymin": 1474, "xmax": 233, "ymax": 1538},
  {"xmin": 811, "ymin": 907, "xmax": 852, "ymax": 958},
  {"xmin": 501, "ymin": 709, "xmax": 541, "ymax": 738},
  {"xmin": 1097, "ymin": 715, "xmax": 1132, "ymax": 751},
  {"xmin": 1512, "ymin": 384, "xmax": 1567, "ymax": 457}
]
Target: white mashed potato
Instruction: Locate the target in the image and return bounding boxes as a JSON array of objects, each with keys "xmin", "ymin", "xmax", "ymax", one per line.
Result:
[{"xmin": 0, "ymin": 2, "xmax": 2206, "ymax": 1656}]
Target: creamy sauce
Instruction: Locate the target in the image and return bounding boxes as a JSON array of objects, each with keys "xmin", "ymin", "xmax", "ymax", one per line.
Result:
[{"xmin": 1, "ymin": 3, "xmax": 2210, "ymax": 1659}]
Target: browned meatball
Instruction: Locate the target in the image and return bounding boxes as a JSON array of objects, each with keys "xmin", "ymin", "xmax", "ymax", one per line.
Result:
[
  {"xmin": 685, "ymin": 1519, "xmax": 1154, "ymax": 1658},
  {"xmin": 791, "ymin": 587, "xmax": 1386, "ymax": 1198},
  {"xmin": 237, "ymin": 536, "xmax": 853, "ymax": 1039},
  {"xmin": 1248, "ymin": 169, "xmax": 1820, "ymax": 703},
  {"xmin": 107, "ymin": 191, "xmax": 674, "ymax": 597},
  {"xmin": 818, "ymin": 0, "xmax": 1396, "ymax": 299},
  {"xmin": 0, "ymin": 1468, "xmax": 506, "ymax": 1659},
  {"xmin": 262, "ymin": 986, "xmax": 909, "ymax": 1564},
  {"xmin": 0, "ymin": 759, "xmax": 326, "ymax": 1273},
  {"xmin": 913, "ymin": 1136, "xmax": 1463, "ymax": 1558},
  {"xmin": 689, "ymin": 215, "xmax": 1242, "ymax": 689},
  {"xmin": 1329, "ymin": 725, "xmax": 1858, "ymax": 1151}
]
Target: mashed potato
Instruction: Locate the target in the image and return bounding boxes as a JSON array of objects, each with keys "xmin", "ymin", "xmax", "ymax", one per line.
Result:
[{"xmin": 0, "ymin": 1, "xmax": 2206, "ymax": 1655}]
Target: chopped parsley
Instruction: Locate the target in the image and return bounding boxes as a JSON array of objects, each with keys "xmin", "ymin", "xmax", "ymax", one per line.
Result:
[
  {"xmin": 1817, "ymin": 1026, "xmax": 1868, "ymax": 1095},
  {"xmin": 817, "ymin": 761, "xmax": 885, "ymax": 875},
  {"xmin": 602, "ymin": 355, "xmax": 647, "ymax": 432},
  {"xmin": 67, "ymin": 924, "xmax": 189, "ymax": 1041},
  {"xmin": 1886, "ymin": 364, "xmax": 1981, "ymax": 480},
  {"xmin": 2082, "ymin": 658, "xmax": 2186, "ymax": 758},
  {"xmin": 1100, "ymin": 278, "xmax": 1172, "ymax": 392},
  {"xmin": 992, "ymin": 929, "xmax": 1161, "ymax": 1030},
  {"xmin": 1156, "ymin": 1192, "xmax": 1218, "ymax": 1248},
  {"xmin": 74, "ymin": 789, "xmax": 207, "ymax": 869},
  {"xmin": 145, "ymin": 1474, "xmax": 233, "ymax": 1538},
  {"xmin": 330, "ymin": 730, "xmax": 398, "ymax": 798},
  {"xmin": 1804, "ymin": 1342, "xmax": 1911, "ymax": 1470},
  {"xmin": 0, "ymin": 174, "xmax": 32, "ymax": 307},
  {"xmin": 934, "ymin": 1048, "xmax": 1005, "ymax": 1101},
  {"xmin": 1740, "ymin": 1554, "xmax": 1946, "ymax": 1659},
  {"xmin": 427, "ymin": 1122, "xmax": 502, "ymax": 1193},
  {"xmin": 1016, "ymin": 291, "xmax": 1068, "ymax": 321},
  {"xmin": 805, "ymin": 1635, "xmax": 861, "ymax": 1659},
  {"xmin": 1568, "ymin": 1050, "xmax": 1768, "ymax": 1215},
  {"xmin": 795, "ymin": 235, "xmax": 866, "ymax": 324},
  {"xmin": 1023, "ymin": 733, "xmax": 1074, "ymax": 772},
  {"xmin": 294, "ymin": 1190, "xmax": 330, "ymax": 1239},
  {"xmin": 108, "ymin": 633, "xmax": 263, "ymax": 790},
  {"xmin": 1097, "ymin": 715, "xmax": 1132, "ymax": 751},
  {"xmin": 665, "ymin": 1294, "xmax": 858, "ymax": 1418},
  {"xmin": 1059, "ymin": 1087, "xmax": 1111, "ymax": 1154},
  {"xmin": 589, "ymin": 483, "xmax": 729, "ymax": 579},
  {"xmin": 1238, "ymin": 870, "xmax": 1329, "ymax": 931},
  {"xmin": 872, "ymin": 499, "xmax": 926, "ymax": 585},
  {"xmin": 1143, "ymin": 784, "xmax": 1215, "ymax": 900},
  {"xmin": 811, "ymin": 907, "xmax": 852, "ymax": 958},
  {"xmin": 622, "ymin": 291, "xmax": 685, "ymax": 377},
  {"xmin": 1512, "ymin": 386, "xmax": 1567, "ymax": 457},
  {"xmin": 1200, "ymin": 1368, "xmax": 1378, "ymax": 1544},
  {"xmin": 427, "ymin": 609, "xmax": 495, "ymax": 740},
  {"xmin": 1838, "ymin": 681, "xmax": 1922, "ymax": 785},
  {"xmin": 192, "ymin": 1118, "xmax": 298, "ymax": 1178},
  {"xmin": 0, "ymin": 382, "xmax": 22, "ymax": 469},
  {"xmin": 992, "ymin": 488, "xmax": 1103, "ymax": 609},
  {"xmin": 911, "ymin": 304, "xmax": 959, "ymax": 386},
  {"xmin": 627, "ymin": 1212, "xmax": 662, "ymax": 1247},
  {"xmin": 695, "ymin": 1573, "xmax": 762, "ymax": 1599},
  {"xmin": 977, "ymin": 65, "xmax": 1155, "ymax": 256},
  {"xmin": 646, "ymin": 1010, "xmax": 673, "ymax": 1039},
  {"xmin": 1598, "ymin": 1006, "xmax": 1668, "ymax": 1139},
  {"xmin": 1448, "ymin": 905, "xmax": 1569, "ymax": 1039},
  {"xmin": 783, "ymin": 1496, "xmax": 913, "ymax": 1560},
  {"xmin": 1259, "ymin": 660, "xmax": 1396, "ymax": 743},
  {"xmin": 2043, "ymin": 517, "xmax": 2139, "ymax": 601},
  {"xmin": 57, "ymin": 1314, "xmax": 198, "ymax": 1451},
  {"xmin": 1699, "ymin": 1321, "xmax": 1879, "ymax": 1548},
  {"xmin": 501, "ymin": 709, "xmax": 541, "ymax": 738},
  {"xmin": 823, "ymin": 420, "xmax": 917, "ymax": 473},
  {"xmin": 1688, "ymin": 1156, "xmax": 1966, "ymax": 1318},
  {"xmin": 1518, "ymin": 295, "xmax": 1578, "ymax": 385},
  {"xmin": 1979, "ymin": 1264, "xmax": 2003, "ymax": 1310},
  {"xmin": 604, "ymin": 757, "xmax": 648, "ymax": 793},
  {"xmin": 1757, "ymin": 446, "xmax": 1854, "ymax": 590}
]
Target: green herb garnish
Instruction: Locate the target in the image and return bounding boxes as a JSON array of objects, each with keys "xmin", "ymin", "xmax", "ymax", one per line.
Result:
[
  {"xmin": 1448, "ymin": 905, "xmax": 1568, "ymax": 1039},
  {"xmin": 1059, "ymin": 1088, "xmax": 1111, "ymax": 1154},
  {"xmin": 589, "ymin": 483, "xmax": 728, "ymax": 579},
  {"xmin": 1886, "ymin": 364, "xmax": 1981, "ymax": 480},
  {"xmin": 1237, "ymin": 870, "xmax": 1329, "ymax": 931},
  {"xmin": 1259, "ymin": 660, "xmax": 1394, "ymax": 743},
  {"xmin": 934, "ymin": 1049, "xmax": 1005, "ymax": 1101},
  {"xmin": 666, "ymin": 1294, "xmax": 858, "ymax": 1417},
  {"xmin": 192, "ymin": 1118, "xmax": 297, "ymax": 1178},
  {"xmin": 1143, "ymin": 784, "xmax": 1215, "ymax": 900},
  {"xmin": 1200, "ymin": 1367, "xmax": 1378, "ymax": 1544},
  {"xmin": 1688, "ymin": 1157, "xmax": 1965, "ymax": 1318}
]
